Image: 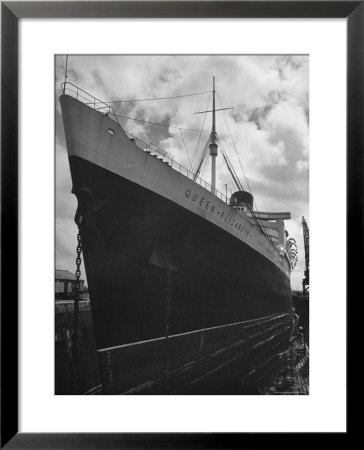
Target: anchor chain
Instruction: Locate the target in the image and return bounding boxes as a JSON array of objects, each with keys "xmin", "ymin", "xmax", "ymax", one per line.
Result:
[{"xmin": 71, "ymin": 226, "xmax": 83, "ymax": 392}]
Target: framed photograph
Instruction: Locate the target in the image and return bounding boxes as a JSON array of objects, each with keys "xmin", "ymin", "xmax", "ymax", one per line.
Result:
[{"xmin": 2, "ymin": 1, "xmax": 357, "ymax": 447}]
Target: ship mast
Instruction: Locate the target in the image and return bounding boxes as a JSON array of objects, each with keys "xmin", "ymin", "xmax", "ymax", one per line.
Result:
[
  {"xmin": 194, "ymin": 77, "xmax": 232, "ymax": 194},
  {"xmin": 209, "ymin": 77, "xmax": 218, "ymax": 194}
]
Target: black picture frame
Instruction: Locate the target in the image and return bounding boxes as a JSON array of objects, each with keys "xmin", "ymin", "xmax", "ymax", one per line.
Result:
[{"xmin": 1, "ymin": 1, "xmax": 358, "ymax": 448}]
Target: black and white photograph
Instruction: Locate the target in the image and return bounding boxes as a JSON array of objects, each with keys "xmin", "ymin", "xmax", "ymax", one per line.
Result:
[{"xmin": 55, "ymin": 55, "xmax": 309, "ymax": 395}]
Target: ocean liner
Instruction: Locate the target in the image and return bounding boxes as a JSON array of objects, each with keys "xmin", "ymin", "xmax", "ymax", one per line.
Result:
[{"xmin": 60, "ymin": 77, "xmax": 296, "ymax": 394}]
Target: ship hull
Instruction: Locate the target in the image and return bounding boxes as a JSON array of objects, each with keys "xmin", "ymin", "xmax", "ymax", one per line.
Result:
[
  {"xmin": 70, "ymin": 155, "xmax": 292, "ymax": 346},
  {"xmin": 60, "ymin": 94, "xmax": 293, "ymax": 393}
]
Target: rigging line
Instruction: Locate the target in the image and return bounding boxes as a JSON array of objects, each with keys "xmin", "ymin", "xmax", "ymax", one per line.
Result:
[
  {"xmin": 245, "ymin": 198, "xmax": 268, "ymax": 239},
  {"xmin": 250, "ymin": 201, "xmax": 270, "ymax": 240},
  {"xmin": 217, "ymin": 135, "xmax": 242, "ymax": 187},
  {"xmin": 110, "ymin": 112, "xmax": 210, "ymax": 133},
  {"xmin": 218, "ymin": 138, "xmax": 244, "ymax": 191},
  {"xmin": 103, "ymin": 90, "xmax": 210, "ymax": 104},
  {"xmin": 191, "ymin": 93, "xmax": 212, "ymax": 167},
  {"xmin": 216, "ymin": 90, "xmax": 253, "ymax": 194},
  {"xmin": 218, "ymin": 135, "xmax": 267, "ymax": 237},
  {"xmin": 222, "ymin": 106, "xmax": 254, "ymax": 197},
  {"xmin": 180, "ymin": 128, "xmax": 193, "ymax": 171},
  {"xmin": 200, "ymin": 149, "xmax": 210, "ymax": 180},
  {"xmin": 193, "ymin": 138, "xmax": 209, "ymax": 180},
  {"xmin": 193, "ymin": 138, "xmax": 207, "ymax": 175}
]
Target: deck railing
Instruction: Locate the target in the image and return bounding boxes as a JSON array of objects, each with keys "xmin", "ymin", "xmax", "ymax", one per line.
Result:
[
  {"xmin": 61, "ymin": 82, "xmax": 228, "ymax": 204},
  {"xmin": 61, "ymin": 82, "xmax": 117, "ymax": 118},
  {"xmin": 124, "ymin": 132, "xmax": 229, "ymax": 202}
]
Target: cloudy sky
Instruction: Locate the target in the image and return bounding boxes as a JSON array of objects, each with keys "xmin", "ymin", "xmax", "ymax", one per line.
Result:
[{"xmin": 55, "ymin": 55, "xmax": 309, "ymax": 290}]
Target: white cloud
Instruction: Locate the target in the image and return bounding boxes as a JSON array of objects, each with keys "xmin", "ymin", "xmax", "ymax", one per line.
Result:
[
  {"xmin": 56, "ymin": 55, "xmax": 309, "ymax": 288},
  {"xmin": 297, "ymin": 160, "xmax": 309, "ymax": 173}
]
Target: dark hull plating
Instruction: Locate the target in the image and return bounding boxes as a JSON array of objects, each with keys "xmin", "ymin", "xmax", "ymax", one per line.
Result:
[{"xmin": 70, "ymin": 155, "xmax": 292, "ymax": 354}]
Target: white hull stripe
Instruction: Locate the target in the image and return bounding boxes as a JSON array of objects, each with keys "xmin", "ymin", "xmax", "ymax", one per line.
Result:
[{"xmin": 97, "ymin": 312, "xmax": 290, "ymax": 353}]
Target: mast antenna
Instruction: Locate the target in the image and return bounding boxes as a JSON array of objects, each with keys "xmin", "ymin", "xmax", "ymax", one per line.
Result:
[
  {"xmin": 63, "ymin": 55, "xmax": 68, "ymax": 93},
  {"xmin": 194, "ymin": 77, "xmax": 233, "ymax": 194}
]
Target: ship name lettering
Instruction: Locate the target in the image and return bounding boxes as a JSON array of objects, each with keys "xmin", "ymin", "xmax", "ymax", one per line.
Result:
[{"xmin": 184, "ymin": 189, "xmax": 238, "ymax": 223}]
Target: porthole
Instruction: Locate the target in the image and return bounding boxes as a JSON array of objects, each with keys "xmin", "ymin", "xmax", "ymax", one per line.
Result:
[{"xmin": 107, "ymin": 128, "xmax": 115, "ymax": 136}]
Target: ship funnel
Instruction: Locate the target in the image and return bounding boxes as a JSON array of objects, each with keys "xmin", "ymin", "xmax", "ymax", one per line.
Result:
[{"xmin": 230, "ymin": 191, "xmax": 253, "ymax": 209}]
